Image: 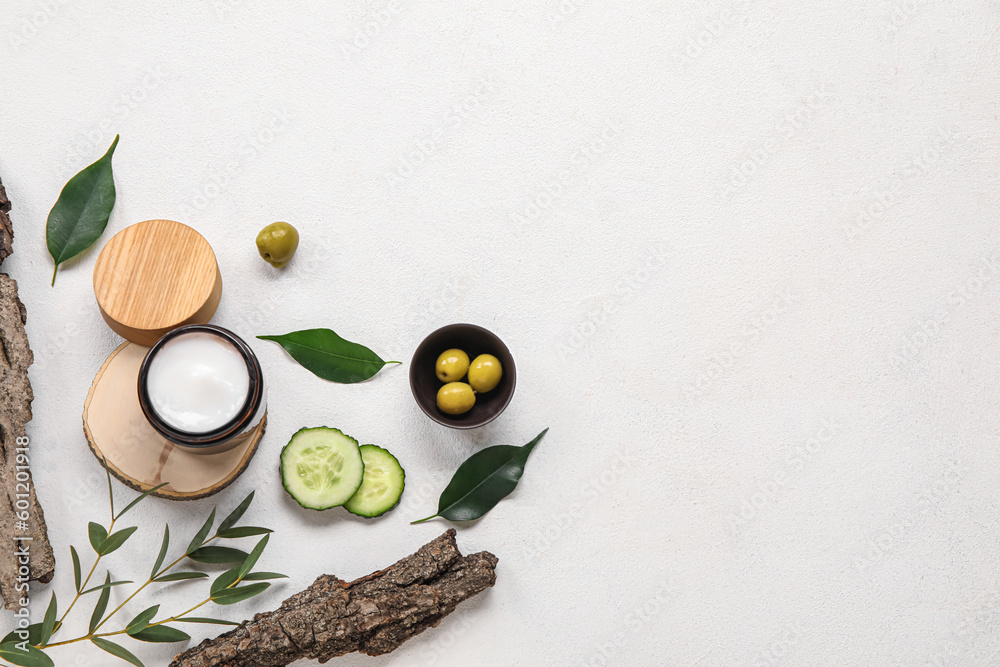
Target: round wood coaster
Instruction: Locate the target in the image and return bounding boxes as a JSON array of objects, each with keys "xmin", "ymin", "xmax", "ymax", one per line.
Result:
[
  {"xmin": 83, "ymin": 342, "xmax": 265, "ymax": 500},
  {"xmin": 93, "ymin": 220, "xmax": 223, "ymax": 346}
]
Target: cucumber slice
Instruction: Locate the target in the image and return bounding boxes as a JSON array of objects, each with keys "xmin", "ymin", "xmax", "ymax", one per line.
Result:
[
  {"xmin": 344, "ymin": 445, "xmax": 405, "ymax": 518},
  {"xmin": 280, "ymin": 427, "xmax": 365, "ymax": 510}
]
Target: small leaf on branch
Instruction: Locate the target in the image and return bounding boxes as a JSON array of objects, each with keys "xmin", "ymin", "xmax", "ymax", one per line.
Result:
[
  {"xmin": 70, "ymin": 546, "xmax": 81, "ymax": 593},
  {"xmin": 90, "ymin": 637, "xmax": 144, "ymax": 667},
  {"xmin": 88, "ymin": 573, "xmax": 112, "ymax": 634},
  {"xmin": 81, "ymin": 579, "xmax": 133, "ymax": 595},
  {"xmin": 186, "ymin": 508, "xmax": 216, "ymax": 555},
  {"xmin": 188, "ymin": 546, "xmax": 248, "ymax": 564},
  {"xmin": 116, "ymin": 483, "xmax": 168, "ymax": 520},
  {"xmin": 88, "ymin": 522, "xmax": 108, "ymax": 553},
  {"xmin": 1, "ymin": 624, "xmax": 42, "ymax": 646},
  {"xmin": 0, "ymin": 642, "xmax": 54, "ymax": 667},
  {"xmin": 238, "ymin": 535, "xmax": 269, "ymax": 579},
  {"xmin": 175, "ymin": 617, "xmax": 241, "ymax": 626},
  {"xmin": 218, "ymin": 491, "xmax": 254, "ymax": 533},
  {"xmin": 241, "ymin": 571, "xmax": 288, "ymax": 581},
  {"xmin": 152, "ymin": 571, "xmax": 208, "ymax": 583},
  {"xmin": 210, "ymin": 568, "xmax": 241, "ymax": 597},
  {"xmin": 217, "ymin": 526, "xmax": 272, "ymax": 539},
  {"xmin": 102, "ymin": 456, "xmax": 115, "ymax": 519},
  {"xmin": 125, "ymin": 605, "xmax": 160, "ymax": 636},
  {"xmin": 98, "ymin": 526, "xmax": 138, "ymax": 555},
  {"xmin": 39, "ymin": 593, "xmax": 57, "ymax": 645},
  {"xmin": 151, "ymin": 525, "xmax": 169, "ymax": 579},
  {"xmin": 211, "ymin": 582, "xmax": 270, "ymax": 605},
  {"xmin": 130, "ymin": 625, "xmax": 190, "ymax": 643}
]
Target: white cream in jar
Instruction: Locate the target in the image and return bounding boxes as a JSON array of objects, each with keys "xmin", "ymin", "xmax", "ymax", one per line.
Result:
[
  {"xmin": 138, "ymin": 325, "xmax": 266, "ymax": 453},
  {"xmin": 146, "ymin": 332, "xmax": 250, "ymax": 433}
]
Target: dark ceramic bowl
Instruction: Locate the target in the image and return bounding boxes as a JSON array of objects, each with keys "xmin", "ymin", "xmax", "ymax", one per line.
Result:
[{"xmin": 409, "ymin": 323, "xmax": 516, "ymax": 429}]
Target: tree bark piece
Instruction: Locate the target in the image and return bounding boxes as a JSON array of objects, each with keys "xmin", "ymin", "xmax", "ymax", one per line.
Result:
[
  {"xmin": 171, "ymin": 529, "xmax": 498, "ymax": 666},
  {"xmin": 0, "ymin": 273, "xmax": 55, "ymax": 607},
  {"xmin": 0, "ymin": 178, "xmax": 14, "ymax": 265}
]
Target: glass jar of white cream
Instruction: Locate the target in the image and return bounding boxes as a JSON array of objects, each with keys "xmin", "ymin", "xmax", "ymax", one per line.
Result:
[{"xmin": 137, "ymin": 325, "xmax": 265, "ymax": 454}]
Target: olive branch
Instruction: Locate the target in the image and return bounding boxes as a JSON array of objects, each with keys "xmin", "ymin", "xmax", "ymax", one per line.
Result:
[{"xmin": 0, "ymin": 459, "xmax": 285, "ymax": 667}]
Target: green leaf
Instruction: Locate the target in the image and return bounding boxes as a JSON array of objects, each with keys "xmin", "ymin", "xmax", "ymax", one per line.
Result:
[
  {"xmin": 88, "ymin": 573, "xmax": 112, "ymax": 634},
  {"xmin": 80, "ymin": 579, "xmax": 132, "ymax": 595},
  {"xmin": 210, "ymin": 568, "xmax": 241, "ymax": 597},
  {"xmin": 116, "ymin": 483, "xmax": 168, "ymax": 520},
  {"xmin": 257, "ymin": 329, "xmax": 400, "ymax": 383},
  {"xmin": 39, "ymin": 593, "xmax": 57, "ymax": 646},
  {"xmin": 70, "ymin": 546, "xmax": 81, "ymax": 593},
  {"xmin": 217, "ymin": 526, "xmax": 272, "ymax": 539},
  {"xmin": 211, "ymin": 582, "xmax": 270, "ymax": 605},
  {"xmin": 238, "ymin": 535, "xmax": 268, "ymax": 580},
  {"xmin": 130, "ymin": 625, "xmax": 190, "ymax": 643},
  {"xmin": 240, "ymin": 571, "xmax": 288, "ymax": 581},
  {"xmin": 46, "ymin": 136, "xmax": 119, "ymax": 284},
  {"xmin": 188, "ymin": 546, "xmax": 248, "ymax": 564},
  {"xmin": 175, "ymin": 617, "xmax": 241, "ymax": 626},
  {"xmin": 0, "ymin": 642, "xmax": 54, "ymax": 667},
  {"xmin": 152, "ymin": 571, "xmax": 208, "ymax": 583},
  {"xmin": 186, "ymin": 507, "xmax": 216, "ymax": 555},
  {"xmin": 1, "ymin": 624, "xmax": 42, "ymax": 647},
  {"xmin": 88, "ymin": 522, "xmax": 108, "ymax": 553},
  {"xmin": 412, "ymin": 428, "xmax": 548, "ymax": 524},
  {"xmin": 90, "ymin": 637, "xmax": 144, "ymax": 667},
  {"xmin": 218, "ymin": 491, "xmax": 254, "ymax": 533},
  {"xmin": 102, "ymin": 456, "xmax": 115, "ymax": 519},
  {"xmin": 98, "ymin": 526, "xmax": 138, "ymax": 556},
  {"xmin": 125, "ymin": 605, "xmax": 160, "ymax": 636},
  {"xmin": 151, "ymin": 525, "xmax": 169, "ymax": 579}
]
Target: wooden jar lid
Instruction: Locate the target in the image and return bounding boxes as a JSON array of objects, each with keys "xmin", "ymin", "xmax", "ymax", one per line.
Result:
[{"xmin": 93, "ymin": 220, "xmax": 222, "ymax": 346}]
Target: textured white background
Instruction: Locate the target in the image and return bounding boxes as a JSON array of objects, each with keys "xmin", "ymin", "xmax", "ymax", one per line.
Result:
[{"xmin": 1, "ymin": 1, "xmax": 1000, "ymax": 665}]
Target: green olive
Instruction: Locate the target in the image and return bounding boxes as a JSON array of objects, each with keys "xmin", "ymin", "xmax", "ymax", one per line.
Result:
[
  {"xmin": 435, "ymin": 348, "xmax": 470, "ymax": 383},
  {"xmin": 437, "ymin": 382, "xmax": 476, "ymax": 415},
  {"xmin": 468, "ymin": 354, "xmax": 502, "ymax": 393},
  {"xmin": 255, "ymin": 222, "xmax": 299, "ymax": 268}
]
